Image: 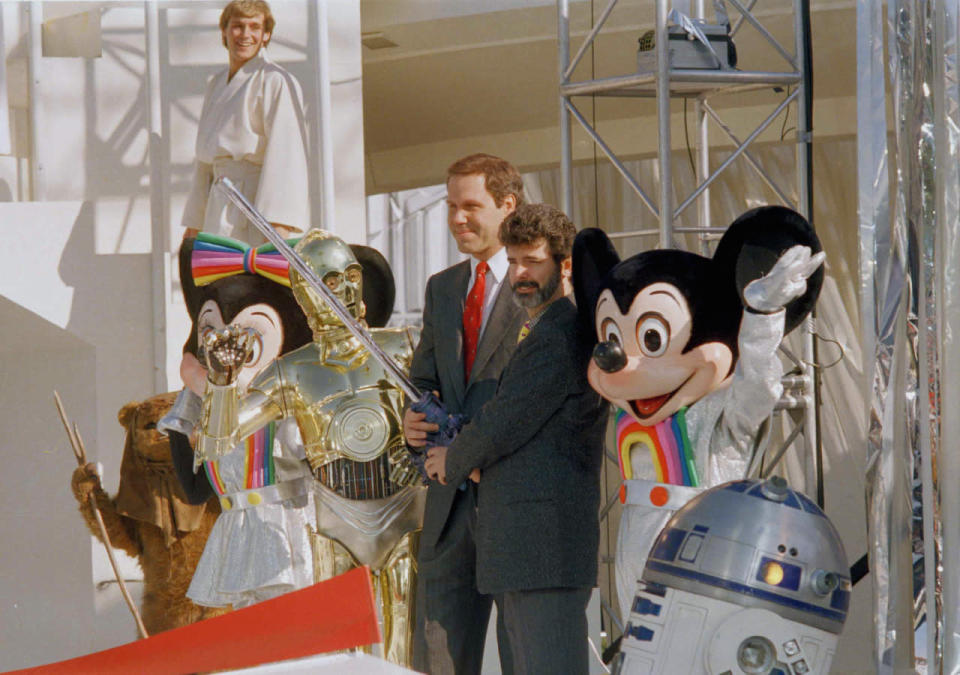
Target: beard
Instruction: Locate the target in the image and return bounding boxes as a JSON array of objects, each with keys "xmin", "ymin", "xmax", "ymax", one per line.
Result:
[{"xmin": 511, "ymin": 264, "xmax": 562, "ymax": 309}]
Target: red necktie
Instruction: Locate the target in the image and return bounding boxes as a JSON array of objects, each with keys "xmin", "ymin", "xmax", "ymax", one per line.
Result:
[{"xmin": 463, "ymin": 261, "xmax": 488, "ymax": 382}]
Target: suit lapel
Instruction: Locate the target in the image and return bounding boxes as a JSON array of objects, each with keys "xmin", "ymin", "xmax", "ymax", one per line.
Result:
[
  {"xmin": 468, "ymin": 277, "xmax": 522, "ymax": 387},
  {"xmin": 439, "ymin": 261, "xmax": 470, "ymax": 407}
]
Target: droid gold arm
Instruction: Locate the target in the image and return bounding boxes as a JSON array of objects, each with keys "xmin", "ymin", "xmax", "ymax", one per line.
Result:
[{"xmin": 215, "ymin": 177, "xmax": 464, "ymax": 456}]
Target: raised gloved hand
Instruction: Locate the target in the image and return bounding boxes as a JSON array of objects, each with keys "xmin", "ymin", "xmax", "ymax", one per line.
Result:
[
  {"xmin": 203, "ymin": 325, "xmax": 258, "ymax": 386},
  {"xmin": 743, "ymin": 245, "xmax": 825, "ymax": 314}
]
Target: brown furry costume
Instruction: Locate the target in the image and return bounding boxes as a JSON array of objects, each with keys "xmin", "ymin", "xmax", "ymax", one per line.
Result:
[{"xmin": 70, "ymin": 391, "xmax": 230, "ymax": 634}]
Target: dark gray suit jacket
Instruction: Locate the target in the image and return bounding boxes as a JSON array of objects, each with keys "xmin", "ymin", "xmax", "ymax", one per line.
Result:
[
  {"xmin": 409, "ymin": 259, "xmax": 527, "ymax": 551},
  {"xmin": 444, "ymin": 297, "xmax": 609, "ymax": 594}
]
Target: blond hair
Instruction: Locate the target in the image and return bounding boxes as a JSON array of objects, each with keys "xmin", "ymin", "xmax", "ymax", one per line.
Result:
[{"xmin": 220, "ymin": 0, "xmax": 274, "ymax": 48}]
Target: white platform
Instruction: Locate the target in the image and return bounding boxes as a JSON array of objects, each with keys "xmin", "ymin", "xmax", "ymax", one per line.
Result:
[{"xmin": 229, "ymin": 652, "xmax": 418, "ymax": 674}]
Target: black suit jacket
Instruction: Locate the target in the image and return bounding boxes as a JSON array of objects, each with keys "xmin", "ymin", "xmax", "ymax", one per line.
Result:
[
  {"xmin": 409, "ymin": 258, "xmax": 527, "ymax": 550},
  {"xmin": 444, "ymin": 297, "xmax": 609, "ymax": 594}
]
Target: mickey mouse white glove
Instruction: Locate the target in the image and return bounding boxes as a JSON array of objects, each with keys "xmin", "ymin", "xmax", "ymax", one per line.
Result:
[{"xmin": 743, "ymin": 245, "xmax": 825, "ymax": 314}]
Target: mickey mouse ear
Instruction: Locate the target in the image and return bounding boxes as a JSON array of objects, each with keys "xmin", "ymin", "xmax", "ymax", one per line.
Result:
[
  {"xmin": 712, "ymin": 205, "xmax": 824, "ymax": 334},
  {"xmin": 178, "ymin": 237, "xmax": 202, "ymax": 357},
  {"xmin": 178, "ymin": 237, "xmax": 201, "ymax": 321},
  {"xmin": 350, "ymin": 244, "xmax": 396, "ymax": 328},
  {"xmin": 573, "ymin": 228, "xmax": 622, "ymax": 334}
]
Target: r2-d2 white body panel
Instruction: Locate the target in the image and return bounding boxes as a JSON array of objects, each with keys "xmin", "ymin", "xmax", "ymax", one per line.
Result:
[{"xmin": 613, "ymin": 477, "xmax": 850, "ymax": 675}]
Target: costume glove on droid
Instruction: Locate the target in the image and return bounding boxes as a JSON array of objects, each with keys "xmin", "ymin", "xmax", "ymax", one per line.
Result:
[{"xmin": 572, "ymin": 206, "xmax": 824, "ymax": 621}]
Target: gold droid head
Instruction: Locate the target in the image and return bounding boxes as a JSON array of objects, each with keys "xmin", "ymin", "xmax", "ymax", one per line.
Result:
[{"xmin": 291, "ymin": 230, "xmax": 366, "ymax": 335}]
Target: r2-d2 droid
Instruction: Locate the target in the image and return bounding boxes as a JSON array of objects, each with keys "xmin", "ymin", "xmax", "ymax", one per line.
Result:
[{"xmin": 613, "ymin": 477, "xmax": 849, "ymax": 675}]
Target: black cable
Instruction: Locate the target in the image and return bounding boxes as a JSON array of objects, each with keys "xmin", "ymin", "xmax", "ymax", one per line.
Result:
[
  {"xmin": 850, "ymin": 552, "xmax": 869, "ymax": 585},
  {"xmin": 684, "ymin": 98, "xmax": 697, "ymax": 180},
  {"xmin": 780, "ymin": 87, "xmax": 793, "ymax": 140}
]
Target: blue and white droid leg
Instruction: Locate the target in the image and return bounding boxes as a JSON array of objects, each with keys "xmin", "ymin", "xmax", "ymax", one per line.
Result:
[
  {"xmin": 612, "ymin": 478, "xmax": 850, "ymax": 675},
  {"xmin": 614, "ymin": 581, "xmax": 839, "ymax": 674}
]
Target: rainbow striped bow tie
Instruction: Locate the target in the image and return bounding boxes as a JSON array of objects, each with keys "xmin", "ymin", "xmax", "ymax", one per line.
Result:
[{"xmin": 191, "ymin": 232, "xmax": 299, "ymax": 288}]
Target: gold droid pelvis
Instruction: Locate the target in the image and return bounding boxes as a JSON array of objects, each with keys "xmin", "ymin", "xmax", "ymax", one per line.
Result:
[{"xmin": 278, "ymin": 330, "xmax": 424, "ymax": 667}]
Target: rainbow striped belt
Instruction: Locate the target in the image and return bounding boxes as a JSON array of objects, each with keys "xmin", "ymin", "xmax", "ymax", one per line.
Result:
[
  {"xmin": 205, "ymin": 423, "xmax": 278, "ymax": 495},
  {"xmin": 619, "ymin": 478, "xmax": 704, "ymax": 510},
  {"xmin": 219, "ymin": 476, "xmax": 310, "ymax": 512}
]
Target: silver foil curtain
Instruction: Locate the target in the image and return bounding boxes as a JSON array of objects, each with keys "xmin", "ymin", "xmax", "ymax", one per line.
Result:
[
  {"xmin": 860, "ymin": 0, "xmax": 960, "ymax": 672},
  {"xmin": 858, "ymin": 0, "xmax": 915, "ymax": 670},
  {"xmin": 933, "ymin": 0, "xmax": 960, "ymax": 668}
]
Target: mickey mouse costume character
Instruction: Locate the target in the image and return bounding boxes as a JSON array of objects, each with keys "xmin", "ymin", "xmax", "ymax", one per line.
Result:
[
  {"xmin": 572, "ymin": 206, "xmax": 825, "ymax": 620},
  {"xmin": 168, "ymin": 234, "xmax": 316, "ymax": 609}
]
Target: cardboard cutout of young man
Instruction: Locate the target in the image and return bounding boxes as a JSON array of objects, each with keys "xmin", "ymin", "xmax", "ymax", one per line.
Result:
[{"xmin": 181, "ymin": 0, "xmax": 309, "ymax": 244}]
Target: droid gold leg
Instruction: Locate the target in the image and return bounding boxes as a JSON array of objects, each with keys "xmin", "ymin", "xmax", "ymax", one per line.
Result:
[
  {"xmin": 309, "ymin": 528, "xmax": 374, "ymax": 655},
  {"xmin": 380, "ymin": 529, "xmax": 421, "ymax": 667},
  {"xmin": 310, "ymin": 527, "xmax": 360, "ymax": 581}
]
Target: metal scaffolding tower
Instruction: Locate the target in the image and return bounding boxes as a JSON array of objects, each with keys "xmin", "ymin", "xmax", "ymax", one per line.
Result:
[{"xmin": 558, "ymin": 0, "xmax": 818, "ymax": 631}]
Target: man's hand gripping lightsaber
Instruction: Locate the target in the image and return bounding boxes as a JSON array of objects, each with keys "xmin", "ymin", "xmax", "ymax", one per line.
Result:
[{"xmin": 214, "ymin": 177, "xmax": 463, "ymax": 481}]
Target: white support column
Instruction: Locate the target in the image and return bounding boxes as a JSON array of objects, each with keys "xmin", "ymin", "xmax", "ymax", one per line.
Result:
[
  {"xmin": 312, "ymin": 0, "xmax": 335, "ymax": 236},
  {"xmin": 145, "ymin": 0, "xmax": 168, "ymax": 394},
  {"xmin": 310, "ymin": 0, "xmax": 366, "ymax": 244},
  {"xmin": 27, "ymin": 1, "xmax": 43, "ymax": 201}
]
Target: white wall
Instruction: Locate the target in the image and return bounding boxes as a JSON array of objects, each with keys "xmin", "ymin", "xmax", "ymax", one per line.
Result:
[
  {"xmin": 0, "ymin": 296, "xmax": 100, "ymax": 667},
  {"xmin": 0, "ymin": 1, "xmax": 366, "ymax": 666}
]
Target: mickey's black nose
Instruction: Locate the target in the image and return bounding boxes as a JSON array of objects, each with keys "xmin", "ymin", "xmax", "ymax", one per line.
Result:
[{"xmin": 593, "ymin": 340, "xmax": 627, "ymax": 373}]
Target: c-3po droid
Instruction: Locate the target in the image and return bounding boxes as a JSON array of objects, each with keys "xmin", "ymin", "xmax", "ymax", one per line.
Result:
[
  {"xmin": 197, "ymin": 229, "xmax": 424, "ymax": 666},
  {"xmin": 612, "ymin": 476, "xmax": 850, "ymax": 675}
]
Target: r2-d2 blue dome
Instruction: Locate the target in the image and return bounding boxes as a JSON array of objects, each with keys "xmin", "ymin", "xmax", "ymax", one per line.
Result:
[{"xmin": 613, "ymin": 477, "xmax": 849, "ymax": 675}]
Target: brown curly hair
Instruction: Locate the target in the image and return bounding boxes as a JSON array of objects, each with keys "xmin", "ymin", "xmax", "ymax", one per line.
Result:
[
  {"xmin": 499, "ymin": 203, "xmax": 576, "ymax": 260},
  {"xmin": 220, "ymin": 0, "xmax": 275, "ymax": 48},
  {"xmin": 447, "ymin": 153, "xmax": 525, "ymax": 208}
]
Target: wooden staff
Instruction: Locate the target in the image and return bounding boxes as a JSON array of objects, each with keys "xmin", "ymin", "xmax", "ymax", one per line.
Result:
[{"xmin": 54, "ymin": 391, "xmax": 149, "ymax": 639}]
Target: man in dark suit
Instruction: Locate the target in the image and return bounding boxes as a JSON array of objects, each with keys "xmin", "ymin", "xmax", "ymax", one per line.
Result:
[
  {"xmin": 425, "ymin": 204, "xmax": 609, "ymax": 674},
  {"xmin": 405, "ymin": 154, "xmax": 527, "ymax": 674}
]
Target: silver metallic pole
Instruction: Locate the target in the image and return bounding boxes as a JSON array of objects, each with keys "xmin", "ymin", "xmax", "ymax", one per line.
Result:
[
  {"xmin": 793, "ymin": 0, "xmax": 818, "ymax": 504},
  {"xmin": 695, "ymin": 96, "xmax": 710, "ymax": 256},
  {"xmin": 656, "ymin": 0, "xmax": 673, "ymax": 248},
  {"xmin": 558, "ymin": 0, "xmax": 572, "ymax": 217},
  {"xmin": 215, "ymin": 177, "xmax": 421, "ymax": 403}
]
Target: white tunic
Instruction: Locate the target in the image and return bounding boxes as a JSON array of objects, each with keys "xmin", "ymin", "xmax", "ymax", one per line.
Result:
[
  {"xmin": 615, "ymin": 310, "xmax": 785, "ymax": 619},
  {"xmin": 181, "ymin": 52, "xmax": 309, "ymax": 243}
]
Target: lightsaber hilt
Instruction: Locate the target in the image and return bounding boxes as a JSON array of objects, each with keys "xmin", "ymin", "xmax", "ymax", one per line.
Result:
[{"xmin": 411, "ymin": 391, "xmax": 466, "ymax": 448}]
